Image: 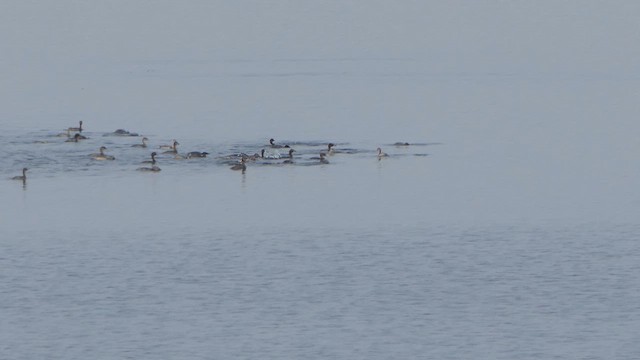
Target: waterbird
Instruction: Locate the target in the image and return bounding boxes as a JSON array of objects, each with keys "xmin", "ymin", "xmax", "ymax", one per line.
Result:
[
  {"xmin": 110, "ymin": 129, "xmax": 139, "ymax": 136},
  {"xmin": 68, "ymin": 120, "xmax": 83, "ymax": 132},
  {"xmin": 244, "ymin": 152, "xmax": 263, "ymax": 161},
  {"xmin": 159, "ymin": 140, "xmax": 179, "ymax": 150},
  {"xmin": 230, "ymin": 158, "xmax": 247, "ymax": 172},
  {"xmin": 269, "ymin": 138, "xmax": 290, "ymax": 149},
  {"xmin": 91, "ymin": 146, "xmax": 115, "ymax": 160},
  {"xmin": 162, "ymin": 140, "xmax": 180, "ymax": 153},
  {"xmin": 187, "ymin": 151, "xmax": 209, "ymax": 158},
  {"xmin": 327, "ymin": 143, "xmax": 336, "ymax": 155},
  {"xmin": 283, "ymin": 149, "xmax": 296, "ymax": 164},
  {"xmin": 11, "ymin": 168, "xmax": 28, "ymax": 181},
  {"xmin": 65, "ymin": 133, "xmax": 83, "ymax": 142},
  {"xmin": 132, "ymin": 137, "xmax": 149, "ymax": 148},
  {"xmin": 141, "ymin": 152, "xmax": 157, "ymax": 165},
  {"xmin": 310, "ymin": 152, "xmax": 329, "ymax": 164},
  {"xmin": 285, "ymin": 148, "xmax": 295, "ymax": 158},
  {"xmin": 136, "ymin": 165, "xmax": 161, "ymax": 172},
  {"xmin": 377, "ymin": 147, "xmax": 389, "ymax": 159}
]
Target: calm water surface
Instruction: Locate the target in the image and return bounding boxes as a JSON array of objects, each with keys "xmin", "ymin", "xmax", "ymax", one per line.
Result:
[
  {"xmin": 2, "ymin": 128, "xmax": 639, "ymax": 359},
  {"xmin": 2, "ymin": 55, "xmax": 640, "ymax": 359}
]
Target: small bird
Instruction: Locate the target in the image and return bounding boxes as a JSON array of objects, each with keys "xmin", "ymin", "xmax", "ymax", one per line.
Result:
[
  {"xmin": 141, "ymin": 152, "xmax": 158, "ymax": 165},
  {"xmin": 136, "ymin": 165, "xmax": 161, "ymax": 172},
  {"xmin": 310, "ymin": 152, "xmax": 329, "ymax": 164},
  {"xmin": 111, "ymin": 129, "xmax": 139, "ymax": 136},
  {"xmin": 244, "ymin": 152, "xmax": 263, "ymax": 161},
  {"xmin": 65, "ymin": 133, "xmax": 86, "ymax": 142},
  {"xmin": 162, "ymin": 140, "xmax": 180, "ymax": 154},
  {"xmin": 68, "ymin": 120, "xmax": 83, "ymax": 132},
  {"xmin": 187, "ymin": 151, "xmax": 209, "ymax": 158},
  {"xmin": 269, "ymin": 138, "xmax": 290, "ymax": 149},
  {"xmin": 132, "ymin": 137, "xmax": 149, "ymax": 148},
  {"xmin": 327, "ymin": 143, "xmax": 336, "ymax": 155},
  {"xmin": 230, "ymin": 158, "xmax": 247, "ymax": 172},
  {"xmin": 283, "ymin": 149, "xmax": 296, "ymax": 164},
  {"xmin": 91, "ymin": 146, "xmax": 115, "ymax": 160},
  {"xmin": 377, "ymin": 147, "xmax": 389, "ymax": 159},
  {"xmin": 11, "ymin": 168, "xmax": 28, "ymax": 181},
  {"xmin": 159, "ymin": 140, "xmax": 179, "ymax": 150}
]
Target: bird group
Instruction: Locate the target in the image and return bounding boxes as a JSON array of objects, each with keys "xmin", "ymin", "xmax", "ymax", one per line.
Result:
[{"xmin": 11, "ymin": 121, "xmax": 401, "ymax": 183}]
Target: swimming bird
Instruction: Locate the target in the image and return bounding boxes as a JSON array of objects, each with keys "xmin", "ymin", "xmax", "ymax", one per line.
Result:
[
  {"xmin": 132, "ymin": 137, "xmax": 149, "ymax": 148},
  {"xmin": 161, "ymin": 140, "xmax": 180, "ymax": 153},
  {"xmin": 394, "ymin": 142, "xmax": 410, "ymax": 146},
  {"xmin": 285, "ymin": 148, "xmax": 295, "ymax": 158},
  {"xmin": 91, "ymin": 146, "xmax": 115, "ymax": 160},
  {"xmin": 327, "ymin": 143, "xmax": 335, "ymax": 155},
  {"xmin": 283, "ymin": 149, "xmax": 296, "ymax": 164},
  {"xmin": 65, "ymin": 133, "xmax": 83, "ymax": 142},
  {"xmin": 244, "ymin": 152, "xmax": 263, "ymax": 161},
  {"xmin": 110, "ymin": 129, "xmax": 139, "ymax": 136},
  {"xmin": 269, "ymin": 138, "xmax": 290, "ymax": 149},
  {"xmin": 68, "ymin": 120, "xmax": 83, "ymax": 132},
  {"xmin": 187, "ymin": 151, "xmax": 209, "ymax": 158},
  {"xmin": 310, "ymin": 152, "xmax": 329, "ymax": 164},
  {"xmin": 230, "ymin": 158, "xmax": 247, "ymax": 172},
  {"xmin": 136, "ymin": 165, "xmax": 161, "ymax": 172},
  {"xmin": 159, "ymin": 140, "xmax": 179, "ymax": 150},
  {"xmin": 377, "ymin": 147, "xmax": 389, "ymax": 159},
  {"xmin": 11, "ymin": 168, "xmax": 28, "ymax": 181},
  {"xmin": 141, "ymin": 152, "xmax": 158, "ymax": 165},
  {"xmin": 89, "ymin": 146, "xmax": 106, "ymax": 156},
  {"xmin": 162, "ymin": 141, "xmax": 180, "ymax": 154}
]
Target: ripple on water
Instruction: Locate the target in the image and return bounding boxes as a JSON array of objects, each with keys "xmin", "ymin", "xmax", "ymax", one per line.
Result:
[{"xmin": 2, "ymin": 129, "xmax": 433, "ymax": 179}]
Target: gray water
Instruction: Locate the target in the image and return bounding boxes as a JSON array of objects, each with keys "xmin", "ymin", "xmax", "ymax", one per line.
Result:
[{"xmin": 3, "ymin": 2, "xmax": 640, "ymax": 359}]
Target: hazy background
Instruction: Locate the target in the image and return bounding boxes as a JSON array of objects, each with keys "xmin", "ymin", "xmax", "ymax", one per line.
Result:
[
  {"xmin": 2, "ymin": 1, "xmax": 639, "ymax": 224},
  {"xmin": 2, "ymin": 2, "xmax": 640, "ymax": 359}
]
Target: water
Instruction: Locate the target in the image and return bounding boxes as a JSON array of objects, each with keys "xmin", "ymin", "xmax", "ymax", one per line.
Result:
[
  {"xmin": 2, "ymin": 125, "xmax": 639, "ymax": 360},
  {"xmin": 2, "ymin": 220, "xmax": 639, "ymax": 359},
  {"xmin": 3, "ymin": 2, "xmax": 640, "ymax": 359}
]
